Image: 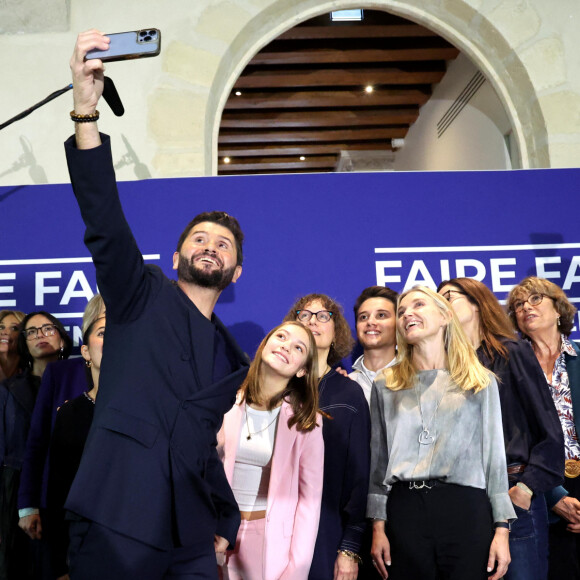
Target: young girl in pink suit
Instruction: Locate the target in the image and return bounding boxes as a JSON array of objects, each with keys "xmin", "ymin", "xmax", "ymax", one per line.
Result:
[{"xmin": 218, "ymin": 321, "xmax": 324, "ymax": 580}]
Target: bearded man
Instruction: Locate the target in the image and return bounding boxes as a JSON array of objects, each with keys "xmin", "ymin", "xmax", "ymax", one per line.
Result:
[{"xmin": 62, "ymin": 30, "xmax": 249, "ymax": 580}]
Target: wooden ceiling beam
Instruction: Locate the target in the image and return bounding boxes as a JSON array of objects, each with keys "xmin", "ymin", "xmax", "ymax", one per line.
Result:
[
  {"xmin": 218, "ymin": 142, "xmax": 393, "ymax": 157},
  {"xmin": 278, "ymin": 24, "xmax": 438, "ymax": 40},
  {"xmin": 220, "ymin": 108, "xmax": 419, "ymax": 128},
  {"xmin": 219, "ymin": 126, "xmax": 408, "ymax": 144},
  {"xmin": 250, "ymin": 47, "xmax": 459, "ymax": 65},
  {"xmin": 224, "ymin": 89, "xmax": 430, "ymax": 109},
  {"xmin": 219, "ymin": 156, "xmax": 337, "ymax": 171},
  {"xmin": 234, "ymin": 68, "xmax": 445, "ymax": 88}
]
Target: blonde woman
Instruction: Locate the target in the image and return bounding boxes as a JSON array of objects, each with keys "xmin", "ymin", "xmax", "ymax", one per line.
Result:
[{"xmin": 368, "ymin": 286, "xmax": 515, "ymax": 580}]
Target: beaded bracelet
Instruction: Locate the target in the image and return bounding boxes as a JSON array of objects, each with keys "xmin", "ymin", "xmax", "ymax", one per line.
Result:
[
  {"xmin": 70, "ymin": 110, "xmax": 100, "ymax": 123},
  {"xmin": 337, "ymin": 549, "xmax": 363, "ymax": 565}
]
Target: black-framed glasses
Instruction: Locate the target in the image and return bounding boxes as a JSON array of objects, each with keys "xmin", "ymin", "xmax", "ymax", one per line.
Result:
[
  {"xmin": 296, "ymin": 309, "xmax": 333, "ymax": 323},
  {"xmin": 441, "ymin": 289, "xmax": 467, "ymax": 303},
  {"xmin": 23, "ymin": 323, "xmax": 58, "ymax": 341},
  {"xmin": 512, "ymin": 293, "xmax": 551, "ymax": 313}
]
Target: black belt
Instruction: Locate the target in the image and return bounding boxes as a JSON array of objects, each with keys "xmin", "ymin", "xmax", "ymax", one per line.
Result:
[{"xmin": 399, "ymin": 479, "xmax": 445, "ymax": 490}]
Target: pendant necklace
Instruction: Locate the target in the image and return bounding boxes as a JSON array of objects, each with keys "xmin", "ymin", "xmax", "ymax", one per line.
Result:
[
  {"xmin": 414, "ymin": 379, "xmax": 446, "ymax": 445},
  {"xmin": 245, "ymin": 405, "xmax": 280, "ymax": 440}
]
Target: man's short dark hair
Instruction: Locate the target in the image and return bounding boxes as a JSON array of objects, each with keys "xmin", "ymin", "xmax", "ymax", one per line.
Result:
[
  {"xmin": 176, "ymin": 211, "xmax": 244, "ymax": 266},
  {"xmin": 353, "ymin": 286, "xmax": 399, "ymax": 320}
]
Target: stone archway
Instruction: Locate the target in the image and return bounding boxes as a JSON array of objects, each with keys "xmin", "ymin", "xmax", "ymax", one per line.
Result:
[{"xmin": 207, "ymin": 0, "xmax": 548, "ymax": 174}]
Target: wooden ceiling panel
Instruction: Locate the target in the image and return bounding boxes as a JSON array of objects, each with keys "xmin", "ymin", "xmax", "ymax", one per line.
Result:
[{"xmin": 217, "ymin": 10, "xmax": 459, "ymax": 175}]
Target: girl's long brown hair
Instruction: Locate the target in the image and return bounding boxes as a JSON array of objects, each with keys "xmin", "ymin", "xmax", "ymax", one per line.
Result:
[{"xmin": 239, "ymin": 322, "xmax": 320, "ymax": 432}]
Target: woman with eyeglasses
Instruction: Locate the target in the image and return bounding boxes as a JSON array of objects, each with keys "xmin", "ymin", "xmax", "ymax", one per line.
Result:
[
  {"xmin": 284, "ymin": 294, "xmax": 370, "ymax": 580},
  {"xmin": 0, "ymin": 310, "xmax": 25, "ymax": 383},
  {"xmin": 437, "ymin": 278, "xmax": 564, "ymax": 580},
  {"xmin": 507, "ymin": 277, "xmax": 580, "ymax": 580},
  {"xmin": 0, "ymin": 312, "xmax": 72, "ymax": 579},
  {"xmin": 368, "ymin": 286, "xmax": 514, "ymax": 580},
  {"xmin": 17, "ymin": 296, "xmax": 102, "ymax": 551},
  {"xmin": 217, "ymin": 321, "xmax": 323, "ymax": 579}
]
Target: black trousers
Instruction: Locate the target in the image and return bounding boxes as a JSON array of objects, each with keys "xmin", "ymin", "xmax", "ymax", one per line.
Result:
[
  {"xmin": 548, "ymin": 475, "xmax": 580, "ymax": 580},
  {"xmin": 385, "ymin": 481, "xmax": 494, "ymax": 580},
  {"xmin": 68, "ymin": 518, "xmax": 217, "ymax": 580}
]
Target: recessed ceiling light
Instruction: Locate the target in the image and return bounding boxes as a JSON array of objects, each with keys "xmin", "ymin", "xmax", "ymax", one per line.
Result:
[
  {"xmin": 365, "ymin": 85, "xmax": 374, "ymax": 93},
  {"xmin": 235, "ymin": 91, "xmax": 242, "ymax": 96},
  {"xmin": 331, "ymin": 9, "xmax": 363, "ymax": 21},
  {"xmin": 224, "ymin": 157, "xmax": 231, "ymax": 164},
  {"xmin": 300, "ymin": 156, "xmax": 306, "ymax": 161}
]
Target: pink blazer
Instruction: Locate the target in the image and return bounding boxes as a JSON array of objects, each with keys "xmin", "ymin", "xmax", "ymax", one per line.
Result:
[{"xmin": 218, "ymin": 400, "xmax": 324, "ymax": 580}]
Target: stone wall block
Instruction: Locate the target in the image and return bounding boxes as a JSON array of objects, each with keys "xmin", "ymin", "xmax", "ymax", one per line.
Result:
[
  {"xmin": 539, "ymin": 91, "xmax": 580, "ymax": 134},
  {"xmin": 164, "ymin": 41, "xmax": 221, "ymax": 88},
  {"xmin": 548, "ymin": 142, "xmax": 580, "ymax": 168},
  {"xmin": 520, "ymin": 38, "xmax": 567, "ymax": 91},
  {"xmin": 198, "ymin": 2, "xmax": 254, "ymax": 43},
  {"xmin": 487, "ymin": 1, "xmax": 541, "ymax": 46},
  {"xmin": 149, "ymin": 88, "xmax": 207, "ymax": 143}
]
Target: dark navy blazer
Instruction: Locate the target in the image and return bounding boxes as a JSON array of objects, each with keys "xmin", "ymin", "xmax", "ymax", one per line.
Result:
[
  {"xmin": 309, "ymin": 369, "xmax": 370, "ymax": 579},
  {"xmin": 0, "ymin": 371, "xmax": 40, "ymax": 471},
  {"xmin": 18, "ymin": 357, "xmax": 87, "ymax": 510},
  {"xmin": 63, "ymin": 135, "xmax": 249, "ymax": 550}
]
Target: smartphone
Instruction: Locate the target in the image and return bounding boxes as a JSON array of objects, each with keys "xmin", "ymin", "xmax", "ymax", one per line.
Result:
[{"xmin": 86, "ymin": 29, "xmax": 161, "ymax": 62}]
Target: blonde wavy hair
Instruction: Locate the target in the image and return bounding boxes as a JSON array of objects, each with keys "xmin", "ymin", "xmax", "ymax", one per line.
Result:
[{"xmin": 385, "ymin": 286, "xmax": 491, "ymax": 393}]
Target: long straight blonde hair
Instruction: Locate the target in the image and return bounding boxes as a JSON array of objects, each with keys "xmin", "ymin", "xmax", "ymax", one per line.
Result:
[{"xmin": 386, "ymin": 286, "xmax": 491, "ymax": 393}]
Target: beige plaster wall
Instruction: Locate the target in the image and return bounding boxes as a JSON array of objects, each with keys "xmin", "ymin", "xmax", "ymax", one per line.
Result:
[{"xmin": 0, "ymin": 0, "xmax": 578, "ymax": 186}]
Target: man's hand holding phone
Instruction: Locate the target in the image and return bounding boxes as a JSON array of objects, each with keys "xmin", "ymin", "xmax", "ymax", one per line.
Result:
[{"xmin": 70, "ymin": 30, "xmax": 109, "ymax": 149}]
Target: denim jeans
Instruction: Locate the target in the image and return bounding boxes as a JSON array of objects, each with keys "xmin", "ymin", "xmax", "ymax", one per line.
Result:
[{"xmin": 505, "ymin": 491, "xmax": 549, "ymax": 580}]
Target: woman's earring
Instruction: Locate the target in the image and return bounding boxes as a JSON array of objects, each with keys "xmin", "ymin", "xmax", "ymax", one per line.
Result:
[
  {"xmin": 59, "ymin": 345, "xmax": 64, "ymax": 360},
  {"xmin": 85, "ymin": 360, "xmax": 92, "ymax": 368},
  {"xmin": 557, "ymin": 316, "xmax": 561, "ymax": 327}
]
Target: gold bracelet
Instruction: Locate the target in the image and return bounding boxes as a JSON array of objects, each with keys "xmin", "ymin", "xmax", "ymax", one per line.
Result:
[
  {"xmin": 337, "ymin": 549, "xmax": 363, "ymax": 566},
  {"xmin": 70, "ymin": 110, "xmax": 100, "ymax": 123}
]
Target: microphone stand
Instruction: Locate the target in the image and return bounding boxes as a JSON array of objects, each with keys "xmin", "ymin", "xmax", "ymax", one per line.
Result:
[{"xmin": 0, "ymin": 83, "xmax": 73, "ymax": 131}]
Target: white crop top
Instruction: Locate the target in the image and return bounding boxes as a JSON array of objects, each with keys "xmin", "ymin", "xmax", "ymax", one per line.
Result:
[{"xmin": 231, "ymin": 404, "xmax": 281, "ymax": 511}]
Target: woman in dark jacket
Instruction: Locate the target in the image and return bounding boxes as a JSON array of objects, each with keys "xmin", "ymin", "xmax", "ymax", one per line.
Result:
[
  {"xmin": 438, "ymin": 278, "xmax": 564, "ymax": 580},
  {"xmin": 0, "ymin": 311, "xmax": 71, "ymax": 580},
  {"xmin": 285, "ymin": 293, "xmax": 370, "ymax": 580},
  {"xmin": 508, "ymin": 277, "xmax": 580, "ymax": 580}
]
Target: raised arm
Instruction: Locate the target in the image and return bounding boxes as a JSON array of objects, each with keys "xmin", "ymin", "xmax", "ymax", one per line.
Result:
[
  {"xmin": 65, "ymin": 31, "xmax": 157, "ymax": 323},
  {"xmin": 70, "ymin": 30, "xmax": 110, "ymax": 150}
]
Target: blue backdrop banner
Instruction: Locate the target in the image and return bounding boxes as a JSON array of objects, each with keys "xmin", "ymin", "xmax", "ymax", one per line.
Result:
[{"xmin": 1, "ymin": 166, "xmax": 579, "ymax": 360}]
